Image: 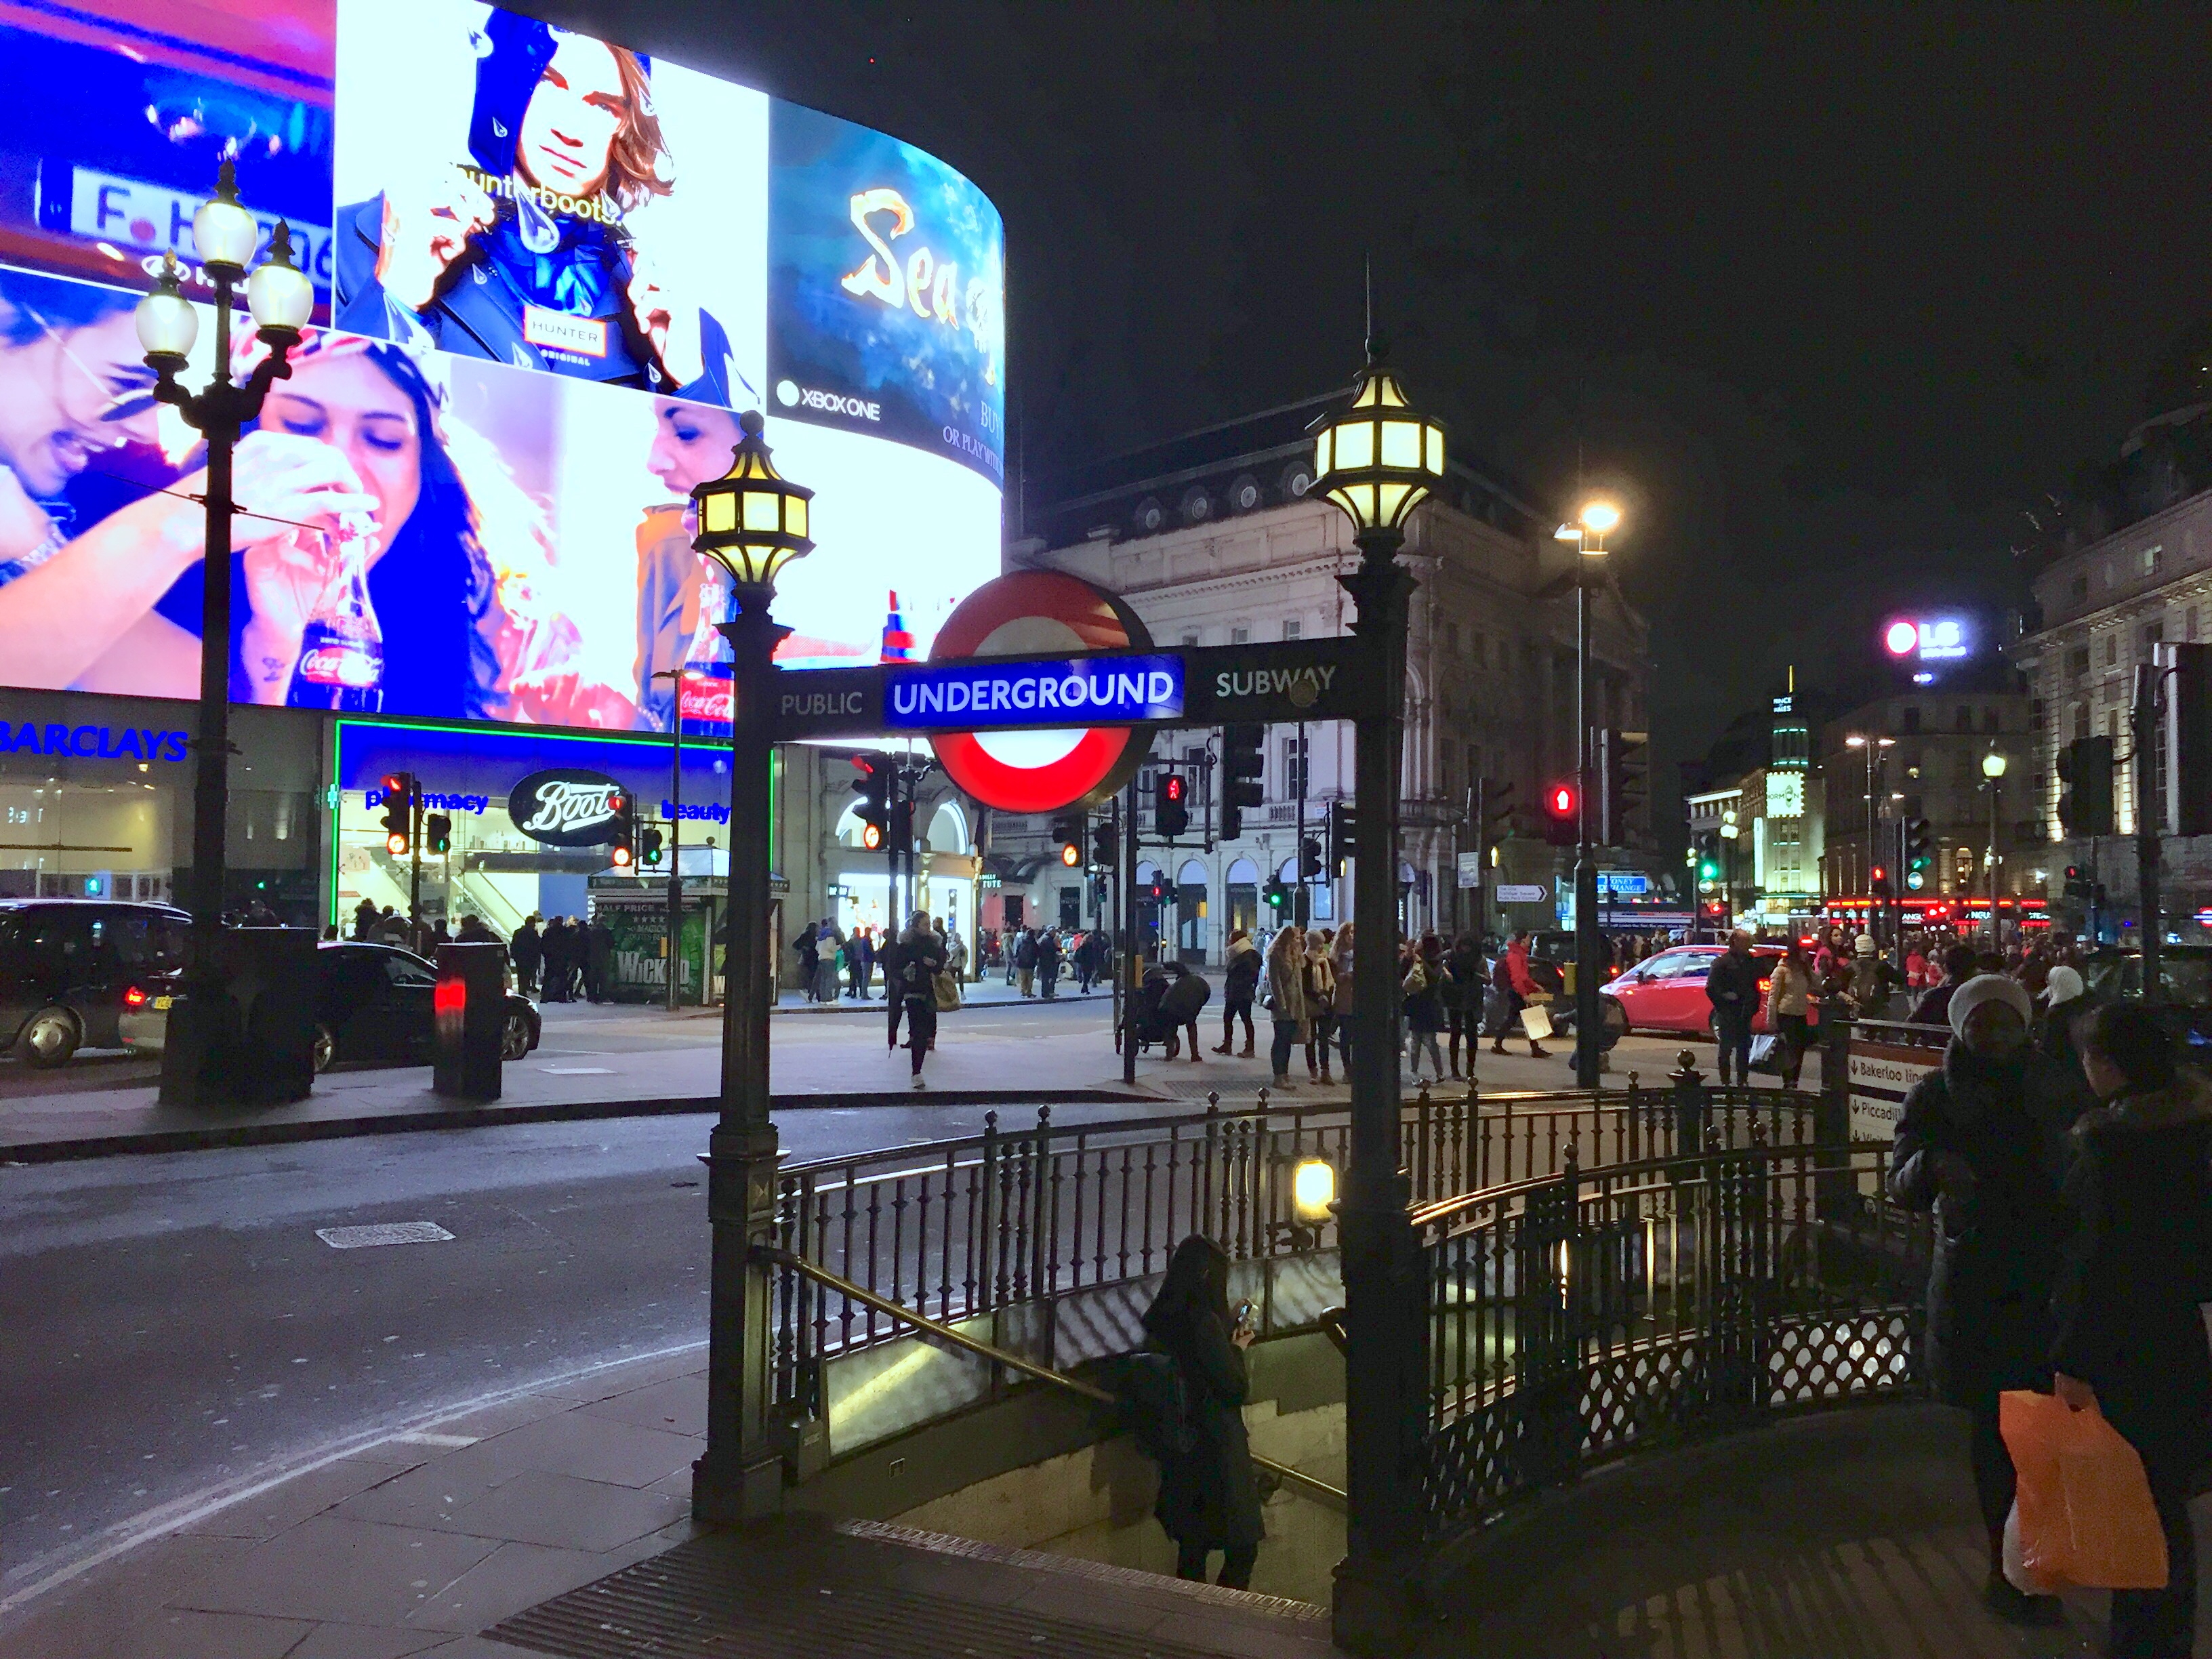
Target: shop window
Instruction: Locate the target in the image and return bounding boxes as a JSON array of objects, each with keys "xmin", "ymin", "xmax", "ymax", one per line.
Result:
[{"xmin": 2070, "ymin": 573, "xmax": 2089, "ymax": 606}]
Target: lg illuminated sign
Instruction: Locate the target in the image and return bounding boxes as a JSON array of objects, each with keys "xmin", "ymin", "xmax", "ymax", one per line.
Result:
[{"xmin": 1883, "ymin": 617, "xmax": 1971, "ymax": 661}]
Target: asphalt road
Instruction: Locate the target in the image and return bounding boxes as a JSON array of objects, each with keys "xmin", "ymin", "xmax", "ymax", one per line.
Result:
[{"xmin": 0, "ymin": 1090, "xmax": 1163, "ymax": 1606}]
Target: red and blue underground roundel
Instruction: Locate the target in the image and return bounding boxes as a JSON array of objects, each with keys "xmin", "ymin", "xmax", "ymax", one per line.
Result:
[{"xmin": 927, "ymin": 571, "xmax": 1155, "ymax": 813}]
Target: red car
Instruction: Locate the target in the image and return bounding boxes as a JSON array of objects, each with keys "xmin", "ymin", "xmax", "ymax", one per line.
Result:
[{"xmin": 1599, "ymin": 943, "xmax": 1786, "ymax": 1039}]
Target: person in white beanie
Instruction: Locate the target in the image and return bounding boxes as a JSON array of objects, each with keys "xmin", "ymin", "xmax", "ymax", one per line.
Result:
[{"xmin": 1886, "ymin": 972, "xmax": 2085, "ymax": 1626}]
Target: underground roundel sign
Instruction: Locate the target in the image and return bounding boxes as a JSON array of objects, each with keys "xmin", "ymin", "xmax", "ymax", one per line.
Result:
[
  {"xmin": 928, "ymin": 571, "xmax": 1154, "ymax": 813},
  {"xmin": 508, "ymin": 769, "xmax": 627, "ymax": 846}
]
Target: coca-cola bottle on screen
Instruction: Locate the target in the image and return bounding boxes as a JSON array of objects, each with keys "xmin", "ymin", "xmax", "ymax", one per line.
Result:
[{"xmin": 288, "ymin": 532, "xmax": 386, "ymax": 712}]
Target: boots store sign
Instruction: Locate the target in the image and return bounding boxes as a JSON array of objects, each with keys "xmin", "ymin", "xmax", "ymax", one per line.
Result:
[{"xmin": 508, "ymin": 771, "xmax": 628, "ymax": 846}]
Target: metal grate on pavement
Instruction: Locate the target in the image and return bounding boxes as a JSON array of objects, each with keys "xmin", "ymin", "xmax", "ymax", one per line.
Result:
[{"xmin": 485, "ymin": 1519, "xmax": 1331, "ymax": 1659}]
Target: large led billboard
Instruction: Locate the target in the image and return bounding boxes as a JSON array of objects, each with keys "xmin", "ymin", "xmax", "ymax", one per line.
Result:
[{"xmin": 0, "ymin": 0, "xmax": 1003, "ymax": 731}]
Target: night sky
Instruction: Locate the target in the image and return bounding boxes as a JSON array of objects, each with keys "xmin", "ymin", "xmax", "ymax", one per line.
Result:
[{"xmin": 546, "ymin": 0, "xmax": 2212, "ymax": 810}]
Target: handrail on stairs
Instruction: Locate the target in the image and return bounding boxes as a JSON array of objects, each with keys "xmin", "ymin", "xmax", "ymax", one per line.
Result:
[{"xmin": 756, "ymin": 1246, "xmax": 1347, "ymax": 1511}]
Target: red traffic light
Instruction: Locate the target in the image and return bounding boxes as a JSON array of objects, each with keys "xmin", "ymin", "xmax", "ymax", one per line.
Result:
[
  {"xmin": 1060, "ymin": 842, "xmax": 1081, "ymax": 867},
  {"xmin": 611, "ymin": 844, "xmax": 632, "ymax": 867},
  {"xmin": 386, "ymin": 831, "xmax": 409, "ymax": 855},
  {"xmin": 380, "ymin": 772, "xmax": 409, "ymax": 797},
  {"xmin": 851, "ymin": 754, "xmax": 875, "ymax": 775},
  {"xmin": 1872, "ymin": 865, "xmax": 1887, "ymax": 882},
  {"xmin": 1163, "ymin": 775, "xmax": 1187, "ymax": 802},
  {"xmin": 1544, "ymin": 782, "xmax": 1576, "ymax": 818},
  {"xmin": 861, "ymin": 822, "xmax": 884, "ymax": 851}
]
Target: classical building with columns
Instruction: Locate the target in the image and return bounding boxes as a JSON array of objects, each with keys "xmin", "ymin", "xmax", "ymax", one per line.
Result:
[{"xmin": 974, "ymin": 396, "xmax": 1657, "ymax": 964}]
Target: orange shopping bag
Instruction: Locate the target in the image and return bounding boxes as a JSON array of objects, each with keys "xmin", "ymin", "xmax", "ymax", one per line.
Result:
[{"xmin": 1999, "ymin": 1389, "xmax": 2168, "ymax": 1591}]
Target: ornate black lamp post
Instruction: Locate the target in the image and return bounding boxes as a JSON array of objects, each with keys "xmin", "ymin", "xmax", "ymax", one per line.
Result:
[
  {"xmin": 1554, "ymin": 501, "xmax": 1620, "ymax": 1087},
  {"xmin": 687, "ymin": 409, "xmax": 813, "ymax": 1521},
  {"xmin": 134, "ymin": 161, "xmax": 313, "ymax": 1104},
  {"xmin": 1307, "ymin": 337, "xmax": 1445, "ymax": 1647}
]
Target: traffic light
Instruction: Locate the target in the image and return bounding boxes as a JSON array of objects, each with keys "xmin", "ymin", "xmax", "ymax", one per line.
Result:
[
  {"xmin": 1263, "ymin": 877, "xmax": 1290, "ymax": 913},
  {"xmin": 1871, "ymin": 863, "xmax": 1892, "ymax": 900},
  {"xmin": 851, "ymin": 754, "xmax": 890, "ymax": 850},
  {"xmin": 379, "ymin": 771, "xmax": 416, "ymax": 856},
  {"xmin": 1328, "ymin": 800, "xmax": 1360, "ymax": 872},
  {"xmin": 1900, "ymin": 800, "xmax": 1932, "ymax": 890},
  {"xmin": 888, "ymin": 794, "xmax": 915, "ymax": 855},
  {"xmin": 2156, "ymin": 642, "xmax": 2212, "ymax": 834},
  {"xmin": 1693, "ymin": 827, "xmax": 1721, "ymax": 888},
  {"xmin": 1480, "ymin": 779, "xmax": 1515, "ymax": 847},
  {"xmin": 2056, "ymin": 735, "xmax": 2115, "ymax": 838},
  {"xmin": 1145, "ymin": 872, "xmax": 1170, "ymax": 905},
  {"xmin": 1090, "ymin": 821, "xmax": 1117, "ymax": 869},
  {"xmin": 1050, "ymin": 812, "xmax": 1084, "ymax": 867},
  {"xmin": 1220, "ymin": 723, "xmax": 1264, "ymax": 840},
  {"xmin": 424, "ymin": 813, "xmax": 453, "ymax": 856},
  {"xmin": 1156, "ymin": 771, "xmax": 1189, "ymax": 838},
  {"xmin": 1541, "ymin": 779, "xmax": 1578, "ymax": 847},
  {"xmin": 1595, "ymin": 729, "xmax": 1647, "ymax": 846},
  {"xmin": 1299, "ymin": 835, "xmax": 1324, "ymax": 880},
  {"xmin": 608, "ymin": 790, "xmax": 635, "ymax": 867},
  {"xmin": 640, "ymin": 825, "xmax": 665, "ymax": 867},
  {"xmin": 2063, "ymin": 863, "xmax": 2090, "ymax": 902}
]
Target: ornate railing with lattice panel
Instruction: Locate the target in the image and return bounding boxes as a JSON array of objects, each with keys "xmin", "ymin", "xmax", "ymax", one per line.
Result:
[{"xmin": 1411, "ymin": 1137, "xmax": 1932, "ymax": 1546}]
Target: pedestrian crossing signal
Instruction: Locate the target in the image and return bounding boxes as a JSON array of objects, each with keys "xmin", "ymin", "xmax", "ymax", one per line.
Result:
[
  {"xmin": 640, "ymin": 826, "xmax": 665, "ymax": 867},
  {"xmin": 1542, "ymin": 779, "xmax": 1578, "ymax": 847}
]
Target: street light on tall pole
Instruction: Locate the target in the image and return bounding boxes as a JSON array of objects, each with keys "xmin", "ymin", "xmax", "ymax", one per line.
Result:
[
  {"xmin": 1843, "ymin": 733, "xmax": 1894, "ymax": 943},
  {"xmin": 134, "ymin": 161, "xmax": 313, "ymax": 1103},
  {"xmin": 1982, "ymin": 747, "xmax": 2007, "ymax": 948},
  {"xmin": 1307, "ymin": 331, "xmax": 1445, "ymax": 1649},
  {"xmin": 686, "ymin": 409, "xmax": 813, "ymax": 1522},
  {"xmin": 1555, "ymin": 500, "xmax": 1618, "ymax": 1090}
]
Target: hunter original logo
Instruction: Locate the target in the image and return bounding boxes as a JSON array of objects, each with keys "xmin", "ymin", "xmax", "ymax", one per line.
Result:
[{"xmin": 507, "ymin": 769, "xmax": 628, "ymax": 846}]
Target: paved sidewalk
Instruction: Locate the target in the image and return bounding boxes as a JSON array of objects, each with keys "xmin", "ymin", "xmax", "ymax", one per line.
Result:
[{"xmin": 0, "ymin": 1348, "xmax": 1338, "ymax": 1659}]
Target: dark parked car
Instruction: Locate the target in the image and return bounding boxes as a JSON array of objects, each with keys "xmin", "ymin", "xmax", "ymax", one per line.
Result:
[
  {"xmin": 2078, "ymin": 945, "xmax": 2212, "ymax": 1057},
  {"xmin": 0, "ymin": 898, "xmax": 190, "ymax": 1067},
  {"xmin": 119, "ymin": 941, "xmax": 540, "ymax": 1072}
]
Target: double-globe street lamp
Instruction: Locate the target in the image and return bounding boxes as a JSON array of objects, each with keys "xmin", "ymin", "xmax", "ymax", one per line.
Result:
[
  {"xmin": 132, "ymin": 161, "xmax": 314, "ymax": 1103},
  {"xmin": 685, "ymin": 409, "xmax": 815, "ymax": 1521},
  {"xmin": 1843, "ymin": 733, "xmax": 1895, "ymax": 945},
  {"xmin": 1554, "ymin": 501, "xmax": 1620, "ymax": 1087},
  {"xmin": 1307, "ymin": 336, "xmax": 1445, "ymax": 1647}
]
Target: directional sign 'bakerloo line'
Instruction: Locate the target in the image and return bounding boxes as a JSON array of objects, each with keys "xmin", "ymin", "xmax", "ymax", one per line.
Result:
[{"xmin": 771, "ymin": 638, "xmax": 1379, "ymax": 740}]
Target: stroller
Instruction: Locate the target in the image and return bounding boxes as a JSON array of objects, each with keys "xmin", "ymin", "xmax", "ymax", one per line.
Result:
[{"xmin": 1119, "ymin": 962, "xmax": 1212, "ymax": 1057}]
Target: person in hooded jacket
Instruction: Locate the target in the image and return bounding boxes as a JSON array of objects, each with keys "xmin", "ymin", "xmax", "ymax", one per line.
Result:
[
  {"xmin": 1887, "ymin": 974, "xmax": 2077, "ymax": 1626},
  {"xmin": 2051, "ymin": 1003, "xmax": 2212, "ymax": 1659},
  {"xmin": 2031, "ymin": 964, "xmax": 2091, "ymax": 1079},
  {"xmin": 1215, "ymin": 928, "xmax": 1261, "ymax": 1057},
  {"xmin": 1140, "ymin": 1234, "xmax": 1263, "ymax": 1589}
]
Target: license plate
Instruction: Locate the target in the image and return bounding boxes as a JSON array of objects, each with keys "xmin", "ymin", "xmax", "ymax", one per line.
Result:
[{"xmin": 152, "ymin": 996, "xmax": 172, "ymax": 1010}]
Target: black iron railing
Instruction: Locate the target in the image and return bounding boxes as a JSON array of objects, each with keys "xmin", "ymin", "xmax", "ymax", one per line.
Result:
[
  {"xmin": 1413, "ymin": 1133, "xmax": 1932, "ymax": 1545},
  {"xmin": 765, "ymin": 1079, "xmax": 1820, "ymax": 1418}
]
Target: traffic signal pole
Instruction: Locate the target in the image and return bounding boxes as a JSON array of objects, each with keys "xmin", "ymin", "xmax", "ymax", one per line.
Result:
[
  {"xmin": 668, "ymin": 709, "xmax": 684, "ymax": 1012},
  {"xmin": 2134, "ymin": 663, "xmax": 2164, "ymax": 1006},
  {"xmin": 1574, "ymin": 578, "xmax": 1601, "ymax": 1088},
  {"xmin": 1122, "ymin": 769, "xmax": 1139, "ymax": 1087}
]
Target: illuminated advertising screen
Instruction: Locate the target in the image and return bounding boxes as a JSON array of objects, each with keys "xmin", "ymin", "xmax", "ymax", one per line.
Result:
[{"xmin": 0, "ymin": 0, "xmax": 1003, "ymax": 730}]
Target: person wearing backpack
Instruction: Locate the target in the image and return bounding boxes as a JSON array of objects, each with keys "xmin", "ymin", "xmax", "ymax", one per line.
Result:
[
  {"xmin": 1139, "ymin": 1234, "xmax": 1262, "ymax": 1589},
  {"xmin": 894, "ymin": 912, "xmax": 947, "ymax": 1088},
  {"xmin": 1404, "ymin": 932, "xmax": 1448, "ymax": 1084}
]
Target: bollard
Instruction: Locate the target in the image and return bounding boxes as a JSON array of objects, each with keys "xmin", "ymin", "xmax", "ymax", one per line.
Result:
[
  {"xmin": 433, "ymin": 942, "xmax": 508, "ymax": 1101},
  {"xmin": 1814, "ymin": 995, "xmax": 1857, "ymax": 1220},
  {"xmin": 1669, "ymin": 1048, "xmax": 1708, "ymax": 1160}
]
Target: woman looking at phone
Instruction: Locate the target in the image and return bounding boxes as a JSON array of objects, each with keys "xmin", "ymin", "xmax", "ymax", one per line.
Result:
[{"xmin": 1140, "ymin": 1234, "xmax": 1263, "ymax": 1589}]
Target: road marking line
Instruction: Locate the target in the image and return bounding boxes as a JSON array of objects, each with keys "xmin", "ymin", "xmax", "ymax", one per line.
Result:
[
  {"xmin": 540, "ymin": 1065, "xmax": 617, "ymax": 1075},
  {"xmin": 391, "ymin": 1431, "xmax": 478, "ymax": 1448},
  {"xmin": 316, "ymin": 1222, "xmax": 455, "ymax": 1250}
]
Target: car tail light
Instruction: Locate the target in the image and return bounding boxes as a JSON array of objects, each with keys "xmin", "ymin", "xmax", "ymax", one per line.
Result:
[
  {"xmin": 1757, "ymin": 978, "xmax": 1771, "ymax": 993},
  {"xmin": 123, "ymin": 984, "xmax": 149, "ymax": 1009}
]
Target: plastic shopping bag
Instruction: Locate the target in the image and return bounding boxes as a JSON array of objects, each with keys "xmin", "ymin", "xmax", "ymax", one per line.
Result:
[
  {"xmin": 2001, "ymin": 1500, "xmax": 2060, "ymax": 1597},
  {"xmin": 1999, "ymin": 1389, "xmax": 2168, "ymax": 1591}
]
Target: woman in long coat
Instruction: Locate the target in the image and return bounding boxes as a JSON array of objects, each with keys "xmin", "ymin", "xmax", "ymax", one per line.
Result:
[
  {"xmin": 1141, "ymin": 1235, "xmax": 1263, "ymax": 1588},
  {"xmin": 2053, "ymin": 1004, "xmax": 2212, "ymax": 1658},
  {"xmin": 1887, "ymin": 974, "xmax": 2079, "ymax": 1625}
]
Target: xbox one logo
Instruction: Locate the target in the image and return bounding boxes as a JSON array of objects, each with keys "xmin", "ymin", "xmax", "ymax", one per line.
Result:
[{"xmin": 776, "ymin": 379, "xmax": 800, "ymax": 406}]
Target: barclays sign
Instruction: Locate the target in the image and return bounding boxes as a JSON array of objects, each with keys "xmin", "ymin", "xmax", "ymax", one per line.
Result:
[{"xmin": 508, "ymin": 769, "xmax": 628, "ymax": 846}]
